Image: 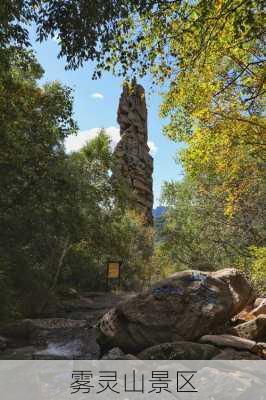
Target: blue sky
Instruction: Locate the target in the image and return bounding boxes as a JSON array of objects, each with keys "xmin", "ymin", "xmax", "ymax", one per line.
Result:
[{"xmin": 30, "ymin": 30, "xmax": 183, "ymax": 206}]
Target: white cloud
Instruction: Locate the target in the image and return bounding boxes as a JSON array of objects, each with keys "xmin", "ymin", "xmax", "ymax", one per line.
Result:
[
  {"xmin": 64, "ymin": 126, "xmax": 158, "ymax": 156},
  {"xmin": 148, "ymin": 141, "xmax": 158, "ymax": 156},
  {"xmin": 64, "ymin": 127, "xmax": 120, "ymax": 153},
  {"xmin": 90, "ymin": 92, "xmax": 104, "ymax": 100}
]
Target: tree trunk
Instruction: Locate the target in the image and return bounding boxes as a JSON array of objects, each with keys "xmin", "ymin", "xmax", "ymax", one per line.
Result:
[{"xmin": 39, "ymin": 235, "xmax": 70, "ymax": 314}]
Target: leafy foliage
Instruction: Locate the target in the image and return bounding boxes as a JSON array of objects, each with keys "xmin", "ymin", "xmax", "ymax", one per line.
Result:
[
  {"xmin": 0, "ymin": 0, "xmax": 265, "ymax": 315},
  {"xmin": 0, "ymin": 48, "xmax": 78, "ymax": 315},
  {"xmin": 3, "ymin": 0, "xmax": 263, "ymax": 216},
  {"xmin": 0, "ymin": 51, "xmax": 155, "ymax": 317},
  {"xmin": 249, "ymin": 246, "xmax": 266, "ymax": 294}
]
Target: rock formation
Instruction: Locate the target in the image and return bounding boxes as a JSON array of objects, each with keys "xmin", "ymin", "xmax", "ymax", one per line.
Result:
[
  {"xmin": 96, "ymin": 268, "xmax": 254, "ymax": 353},
  {"xmin": 230, "ymin": 315, "xmax": 266, "ymax": 341},
  {"xmin": 112, "ymin": 79, "xmax": 153, "ymax": 224}
]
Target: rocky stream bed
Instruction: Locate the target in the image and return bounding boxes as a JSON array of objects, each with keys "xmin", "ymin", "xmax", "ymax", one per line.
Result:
[
  {"xmin": 0, "ymin": 269, "xmax": 265, "ymax": 360},
  {"xmin": 0, "ymin": 292, "xmax": 130, "ymax": 360}
]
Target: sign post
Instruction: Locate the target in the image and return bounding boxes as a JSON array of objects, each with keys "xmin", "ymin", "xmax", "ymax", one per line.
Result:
[{"xmin": 106, "ymin": 261, "xmax": 122, "ymax": 291}]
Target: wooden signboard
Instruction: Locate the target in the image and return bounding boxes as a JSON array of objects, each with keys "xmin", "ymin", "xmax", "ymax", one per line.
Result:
[
  {"xmin": 106, "ymin": 261, "xmax": 121, "ymax": 290},
  {"xmin": 108, "ymin": 262, "xmax": 120, "ymax": 278}
]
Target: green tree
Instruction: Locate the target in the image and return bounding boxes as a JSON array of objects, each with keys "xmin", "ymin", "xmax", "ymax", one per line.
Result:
[
  {"xmin": 61, "ymin": 130, "xmax": 118, "ymax": 291},
  {"xmin": 160, "ymin": 178, "xmax": 234, "ymax": 271},
  {"xmin": 0, "ymin": 48, "xmax": 78, "ymax": 316},
  {"xmin": 159, "ymin": 174, "xmax": 265, "ymax": 281},
  {"xmin": 2, "ymin": 0, "xmax": 264, "ymax": 215},
  {"xmin": 62, "ymin": 132, "xmax": 155, "ymax": 292},
  {"xmin": 1, "ymin": 0, "xmax": 265, "ymax": 304},
  {"xmin": 249, "ymin": 246, "xmax": 266, "ymax": 294}
]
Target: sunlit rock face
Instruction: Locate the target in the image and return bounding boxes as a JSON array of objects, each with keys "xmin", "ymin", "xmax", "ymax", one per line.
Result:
[{"xmin": 113, "ymin": 79, "xmax": 153, "ymax": 225}]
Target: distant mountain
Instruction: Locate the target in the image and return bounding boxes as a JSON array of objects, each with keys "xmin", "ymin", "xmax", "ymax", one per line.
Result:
[{"xmin": 153, "ymin": 206, "xmax": 166, "ymax": 219}]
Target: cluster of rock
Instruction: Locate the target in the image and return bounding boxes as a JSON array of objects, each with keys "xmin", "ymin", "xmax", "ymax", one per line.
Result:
[
  {"xmin": 0, "ymin": 291, "xmax": 122, "ymax": 360},
  {"xmin": 112, "ymin": 79, "xmax": 153, "ymax": 225},
  {"xmin": 97, "ymin": 268, "xmax": 266, "ymax": 360},
  {"xmin": 0, "ymin": 317, "xmax": 99, "ymax": 360},
  {"xmin": 0, "ymin": 270, "xmax": 264, "ymax": 361}
]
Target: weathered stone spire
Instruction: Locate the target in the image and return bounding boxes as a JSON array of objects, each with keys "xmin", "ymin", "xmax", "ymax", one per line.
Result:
[{"xmin": 113, "ymin": 80, "xmax": 153, "ymax": 224}]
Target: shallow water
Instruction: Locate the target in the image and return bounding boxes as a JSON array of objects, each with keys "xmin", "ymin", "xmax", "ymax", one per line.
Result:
[{"xmin": 34, "ymin": 339, "xmax": 83, "ymax": 359}]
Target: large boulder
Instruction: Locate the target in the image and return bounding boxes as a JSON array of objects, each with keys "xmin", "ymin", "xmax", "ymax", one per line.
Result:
[
  {"xmin": 211, "ymin": 269, "xmax": 255, "ymax": 314},
  {"xmin": 138, "ymin": 341, "xmax": 219, "ymax": 360},
  {"xmin": 199, "ymin": 334, "xmax": 258, "ymax": 352},
  {"xmin": 212, "ymin": 348, "xmax": 262, "ymax": 360},
  {"xmin": 258, "ymin": 342, "xmax": 266, "ymax": 359},
  {"xmin": 97, "ymin": 269, "xmax": 253, "ymax": 353},
  {"xmin": 231, "ymin": 315, "xmax": 266, "ymax": 341}
]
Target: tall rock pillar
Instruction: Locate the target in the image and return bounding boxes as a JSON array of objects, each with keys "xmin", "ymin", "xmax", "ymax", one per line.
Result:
[{"xmin": 113, "ymin": 80, "xmax": 154, "ymax": 225}]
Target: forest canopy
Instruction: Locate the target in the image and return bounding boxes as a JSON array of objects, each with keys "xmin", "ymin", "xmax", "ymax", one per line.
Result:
[{"xmin": 0, "ymin": 0, "xmax": 265, "ymax": 318}]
